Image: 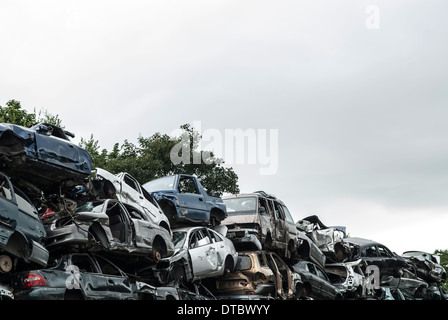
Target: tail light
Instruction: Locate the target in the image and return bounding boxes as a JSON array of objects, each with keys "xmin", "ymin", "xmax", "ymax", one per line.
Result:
[{"xmin": 22, "ymin": 273, "xmax": 46, "ymax": 288}]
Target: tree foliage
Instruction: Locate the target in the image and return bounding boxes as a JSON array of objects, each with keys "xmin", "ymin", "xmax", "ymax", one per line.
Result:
[
  {"xmin": 434, "ymin": 249, "xmax": 448, "ymax": 290},
  {"xmin": 0, "ymin": 99, "xmax": 63, "ymax": 127}
]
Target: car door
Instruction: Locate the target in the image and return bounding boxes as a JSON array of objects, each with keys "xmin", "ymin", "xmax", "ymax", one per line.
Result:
[
  {"xmin": 0, "ymin": 173, "xmax": 18, "ymax": 243},
  {"xmin": 314, "ymin": 263, "xmax": 337, "ymax": 299},
  {"xmin": 69, "ymin": 254, "xmax": 110, "ymax": 299},
  {"xmin": 271, "ymin": 200, "xmax": 287, "ymax": 247},
  {"xmin": 119, "ymin": 173, "xmax": 145, "ymax": 208},
  {"xmin": 122, "ymin": 203, "xmax": 153, "ymax": 251},
  {"xmin": 189, "ymin": 228, "xmax": 219, "ymax": 278},
  {"xmin": 306, "ymin": 263, "xmax": 324, "ymax": 299},
  {"xmin": 176, "ymin": 176, "xmax": 208, "ymax": 219},
  {"xmin": 94, "ymin": 255, "xmax": 135, "ymax": 300}
]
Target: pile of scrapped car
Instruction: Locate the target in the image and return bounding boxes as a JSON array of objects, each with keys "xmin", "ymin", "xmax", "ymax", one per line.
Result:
[{"xmin": 0, "ymin": 122, "xmax": 446, "ymax": 300}]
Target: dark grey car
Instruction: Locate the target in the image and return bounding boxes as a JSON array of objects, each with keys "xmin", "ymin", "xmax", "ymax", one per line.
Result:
[
  {"xmin": 3, "ymin": 253, "xmax": 156, "ymax": 300},
  {"xmin": 289, "ymin": 260, "xmax": 343, "ymax": 300},
  {"xmin": 0, "ymin": 171, "xmax": 48, "ymax": 270}
]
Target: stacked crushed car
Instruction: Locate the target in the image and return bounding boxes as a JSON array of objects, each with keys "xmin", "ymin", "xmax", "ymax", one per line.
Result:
[{"xmin": 0, "ymin": 122, "xmax": 446, "ymax": 300}]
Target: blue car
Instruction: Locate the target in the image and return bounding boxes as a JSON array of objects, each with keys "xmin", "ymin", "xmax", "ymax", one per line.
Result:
[
  {"xmin": 143, "ymin": 174, "xmax": 227, "ymax": 227},
  {"xmin": 0, "ymin": 122, "xmax": 92, "ymax": 195}
]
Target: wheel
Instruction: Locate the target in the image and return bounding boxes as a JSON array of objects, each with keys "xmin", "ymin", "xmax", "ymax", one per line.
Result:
[{"xmin": 0, "ymin": 255, "xmax": 12, "ymax": 273}]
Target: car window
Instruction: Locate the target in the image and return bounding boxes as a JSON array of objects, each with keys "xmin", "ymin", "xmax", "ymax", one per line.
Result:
[
  {"xmin": 272, "ymin": 201, "xmax": 285, "ymax": 220},
  {"xmin": 235, "ymin": 255, "xmax": 252, "ymax": 271},
  {"xmin": 178, "ymin": 176, "xmax": 200, "ymax": 194},
  {"xmin": 272, "ymin": 254, "xmax": 286, "ymax": 272},
  {"xmin": 257, "ymin": 253, "xmax": 268, "ymax": 267},
  {"xmin": 123, "ymin": 203, "xmax": 146, "ymax": 220},
  {"xmin": 281, "ymin": 205, "xmax": 295, "ymax": 224},
  {"xmin": 95, "ymin": 255, "xmax": 122, "ymax": 276},
  {"xmin": 70, "ymin": 254, "xmax": 97, "ymax": 273},
  {"xmin": 207, "ymin": 229, "xmax": 223, "ymax": 243},
  {"xmin": 143, "ymin": 176, "xmax": 176, "ymax": 192},
  {"xmin": 189, "ymin": 229, "xmax": 211, "ymax": 248},
  {"xmin": 258, "ymin": 198, "xmax": 271, "ymax": 216},
  {"xmin": 0, "ymin": 175, "xmax": 13, "ymax": 201},
  {"xmin": 378, "ymin": 245, "xmax": 393, "ymax": 257},
  {"xmin": 365, "ymin": 245, "xmax": 379, "ymax": 257},
  {"xmin": 123, "ymin": 174, "xmax": 139, "ymax": 192},
  {"xmin": 223, "ymin": 197, "xmax": 256, "ymax": 214},
  {"xmin": 314, "ymin": 265, "xmax": 329, "ymax": 281},
  {"xmin": 307, "ymin": 263, "xmax": 317, "ymax": 275},
  {"xmin": 15, "ymin": 188, "xmax": 38, "ymax": 218}
]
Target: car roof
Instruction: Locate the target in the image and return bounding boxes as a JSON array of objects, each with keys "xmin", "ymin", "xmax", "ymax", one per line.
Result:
[{"xmin": 343, "ymin": 237, "xmax": 383, "ymax": 247}]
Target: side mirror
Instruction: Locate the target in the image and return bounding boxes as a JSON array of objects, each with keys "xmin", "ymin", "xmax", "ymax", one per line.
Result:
[{"xmin": 259, "ymin": 207, "xmax": 266, "ymax": 214}]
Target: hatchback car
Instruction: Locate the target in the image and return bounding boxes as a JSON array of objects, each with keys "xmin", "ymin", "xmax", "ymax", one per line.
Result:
[
  {"xmin": 3, "ymin": 253, "xmax": 156, "ymax": 300},
  {"xmin": 164, "ymin": 226, "xmax": 238, "ymax": 283},
  {"xmin": 221, "ymin": 191, "xmax": 299, "ymax": 259},
  {"xmin": 0, "ymin": 171, "xmax": 49, "ymax": 270},
  {"xmin": 289, "ymin": 260, "xmax": 343, "ymax": 300},
  {"xmin": 45, "ymin": 199, "xmax": 174, "ymax": 266},
  {"xmin": 215, "ymin": 250, "xmax": 302, "ymax": 300},
  {"xmin": 325, "ymin": 259, "xmax": 371, "ymax": 299}
]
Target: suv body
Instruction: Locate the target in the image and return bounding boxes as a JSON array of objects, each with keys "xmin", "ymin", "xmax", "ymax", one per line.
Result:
[
  {"xmin": 143, "ymin": 174, "xmax": 227, "ymax": 227},
  {"xmin": 221, "ymin": 191, "xmax": 298, "ymax": 259},
  {"xmin": 0, "ymin": 171, "xmax": 48, "ymax": 270}
]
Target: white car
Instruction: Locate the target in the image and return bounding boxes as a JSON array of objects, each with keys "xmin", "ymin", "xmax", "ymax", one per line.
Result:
[
  {"xmin": 94, "ymin": 168, "xmax": 171, "ymax": 234},
  {"xmin": 168, "ymin": 226, "xmax": 238, "ymax": 282}
]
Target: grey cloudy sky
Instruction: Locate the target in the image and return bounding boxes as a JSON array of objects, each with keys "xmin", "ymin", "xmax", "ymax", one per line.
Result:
[{"xmin": 1, "ymin": 0, "xmax": 448, "ymax": 254}]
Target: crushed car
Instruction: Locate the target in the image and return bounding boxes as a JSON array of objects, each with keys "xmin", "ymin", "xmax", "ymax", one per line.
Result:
[
  {"xmin": 143, "ymin": 174, "xmax": 227, "ymax": 227},
  {"xmin": 324, "ymin": 259, "xmax": 372, "ymax": 299},
  {"xmin": 44, "ymin": 199, "xmax": 174, "ymax": 266},
  {"xmin": 92, "ymin": 168, "xmax": 171, "ymax": 233},
  {"xmin": 2, "ymin": 252, "xmax": 157, "ymax": 300},
  {"xmin": 0, "ymin": 123, "xmax": 92, "ymax": 206},
  {"xmin": 155, "ymin": 226, "xmax": 238, "ymax": 283},
  {"xmin": 220, "ymin": 191, "xmax": 299, "ymax": 259},
  {"xmin": 0, "ymin": 171, "xmax": 49, "ymax": 270},
  {"xmin": 340, "ymin": 237, "xmax": 408, "ymax": 279},
  {"xmin": 214, "ymin": 250, "xmax": 302, "ymax": 300},
  {"xmin": 296, "ymin": 215, "xmax": 347, "ymax": 263},
  {"xmin": 402, "ymin": 251, "xmax": 447, "ymax": 284},
  {"xmin": 289, "ymin": 259, "xmax": 343, "ymax": 300}
]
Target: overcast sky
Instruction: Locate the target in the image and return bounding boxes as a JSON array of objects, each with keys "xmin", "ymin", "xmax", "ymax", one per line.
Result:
[{"xmin": 1, "ymin": 0, "xmax": 448, "ymax": 255}]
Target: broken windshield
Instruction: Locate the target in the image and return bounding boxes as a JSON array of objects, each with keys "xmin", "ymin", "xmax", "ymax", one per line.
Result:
[
  {"xmin": 75, "ymin": 201, "xmax": 105, "ymax": 213},
  {"xmin": 172, "ymin": 231, "xmax": 187, "ymax": 249},
  {"xmin": 223, "ymin": 197, "xmax": 256, "ymax": 214}
]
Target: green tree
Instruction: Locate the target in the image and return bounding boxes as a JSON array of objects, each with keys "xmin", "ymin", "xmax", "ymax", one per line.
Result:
[
  {"xmin": 0, "ymin": 99, "xmax": 64, "ymax": 128},
  {"xmin": 434, "ymin": 249, "xmax": 448, "ymax": 291}
]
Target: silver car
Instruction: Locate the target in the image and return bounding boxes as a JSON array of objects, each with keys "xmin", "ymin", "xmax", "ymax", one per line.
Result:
[
  {"xmin": 167, "ymin": 226, "xmax": 238, "ymax": 282},
  {"xmin": 94, "ymin": 168, "xmax": 171, "ymax": 234},
  {"xmin": 45, "ymin": 199, "xmax": 174, "ymax": 263}
]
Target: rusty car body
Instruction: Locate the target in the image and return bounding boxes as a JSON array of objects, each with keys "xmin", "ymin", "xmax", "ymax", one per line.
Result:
[{"xmin": 215, "ymin": 250, "xmax": 302, "ymax": 300}]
